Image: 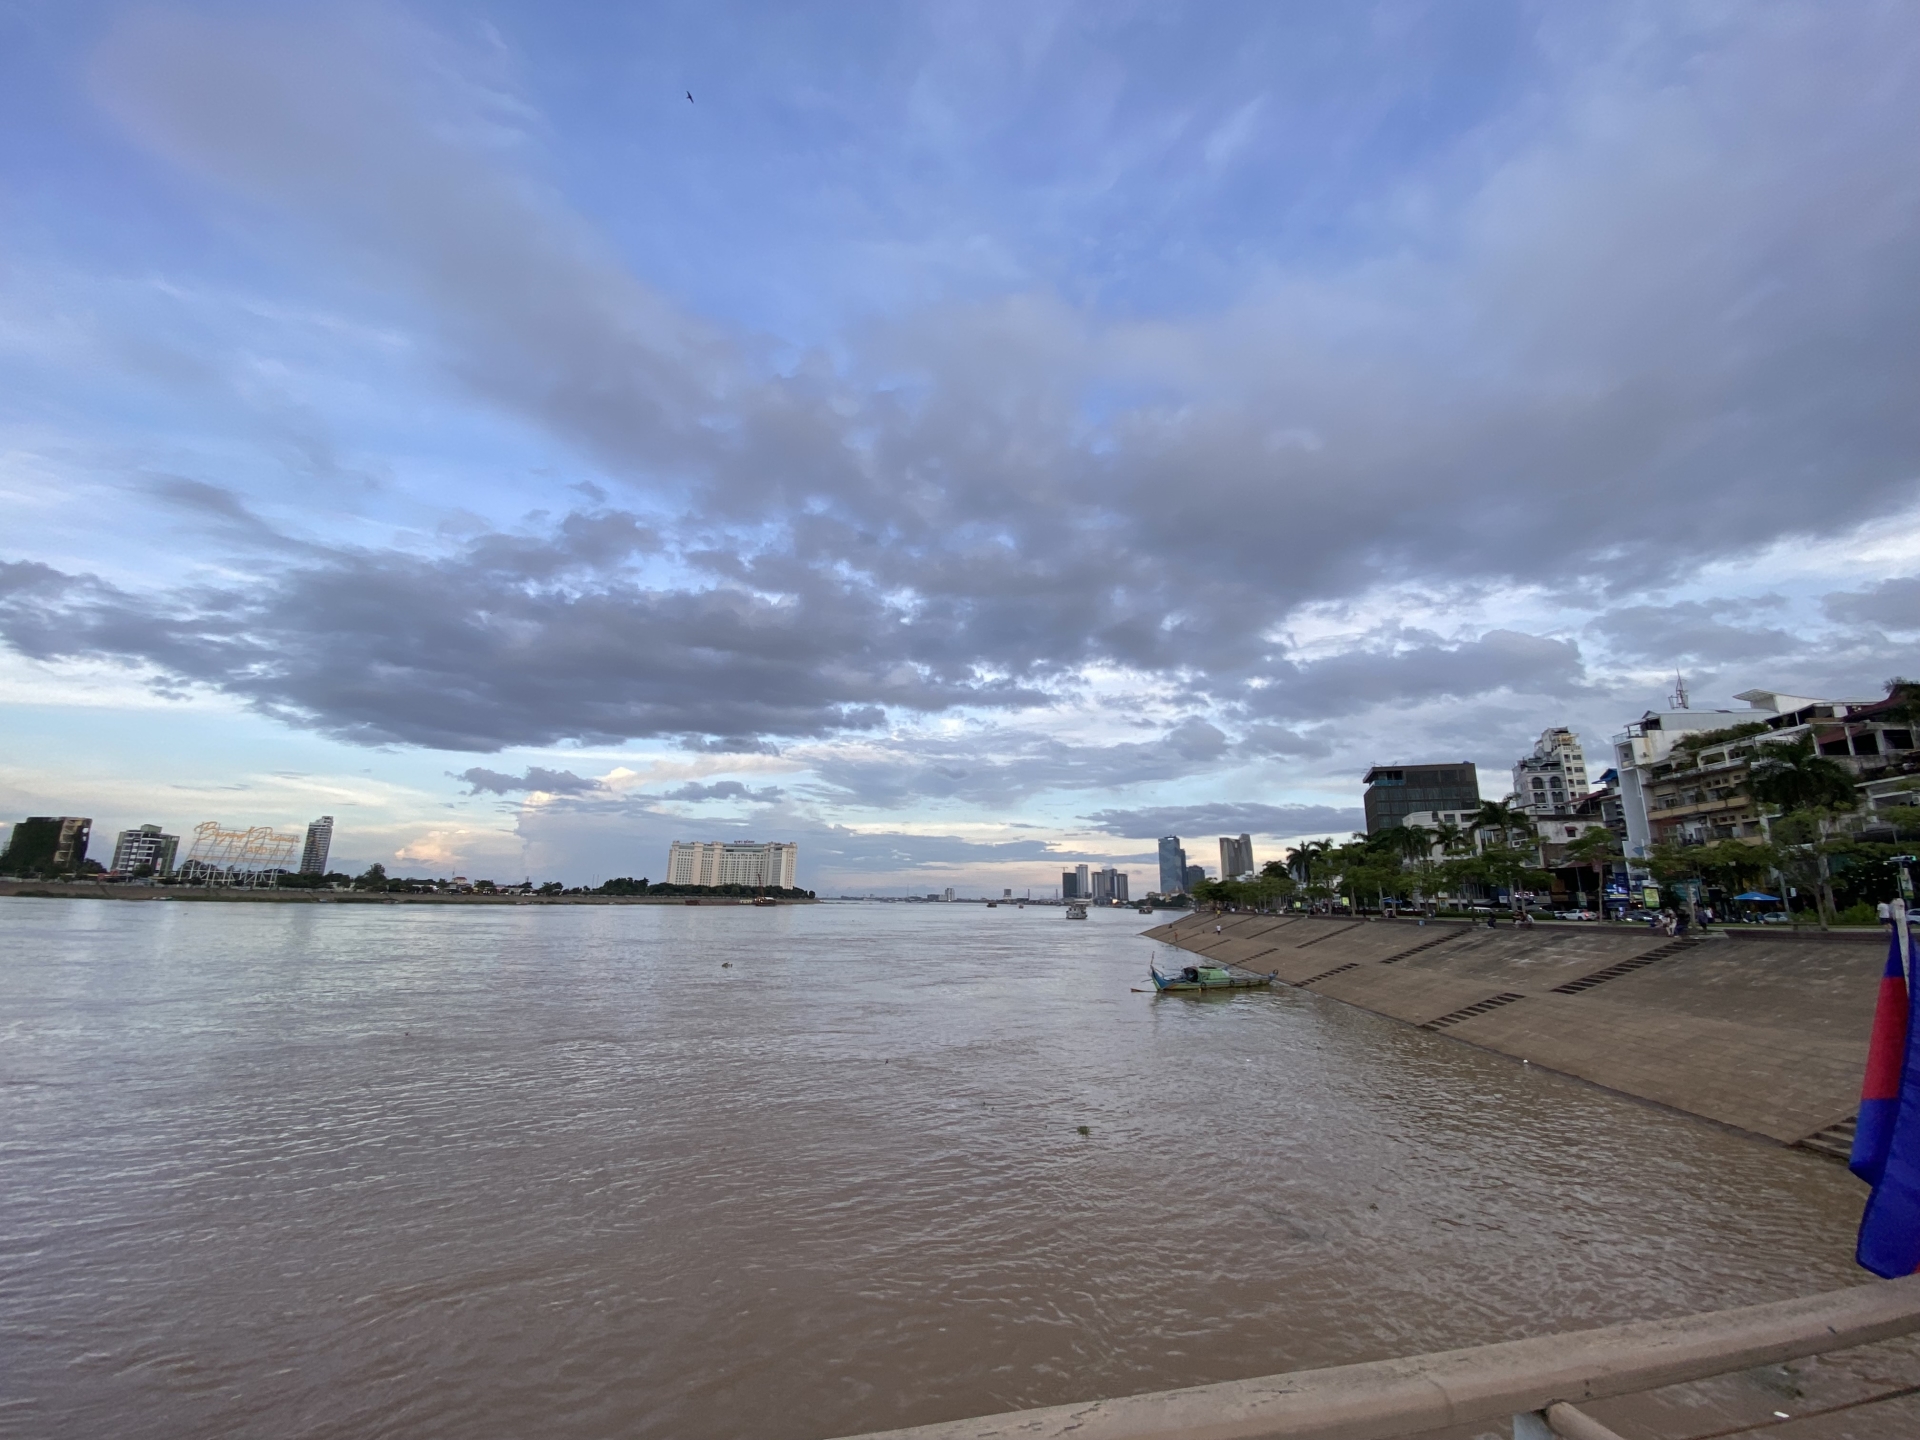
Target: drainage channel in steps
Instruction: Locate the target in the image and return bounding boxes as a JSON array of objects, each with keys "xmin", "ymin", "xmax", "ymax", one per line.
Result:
[
  {"xmin": 1797, "ymin": 1115, "xmax": 1858, "ymax": 1164},
  {"xmin": 1549, "ymin": 937, "xmax": 1697, "ymax": 995},
  {"xmin": 1296, "ymin": 961, "xmax": 1360, "ymax": 987},
  {"xmin": 1422, "ymin": 992, "xmax": 1526, "ymax": 1031},
  {"xmin": 1378, "ymin": 928, "xmax": 1473, "ymax": 966},
  {"xmin": 1295, "ymin": 923, "xmax": 1365, "ymax": 949}
]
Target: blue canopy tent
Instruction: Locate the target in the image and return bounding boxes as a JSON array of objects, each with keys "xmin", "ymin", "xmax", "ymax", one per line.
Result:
[{"xmin": 1734, "ymin": 891, "xmax": 1780, "ymax": 902}]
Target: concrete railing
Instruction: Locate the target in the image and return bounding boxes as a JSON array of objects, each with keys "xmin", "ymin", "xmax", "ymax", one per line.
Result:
[{"xmin": 832, "ymin": 1275, "xmax": 1920, "ymax": 1440}]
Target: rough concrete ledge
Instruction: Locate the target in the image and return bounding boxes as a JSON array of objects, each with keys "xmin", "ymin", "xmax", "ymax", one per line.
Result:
[{"xmin": 833, "ymin": 1275, "xmax": 1920, "ymax": 1440}]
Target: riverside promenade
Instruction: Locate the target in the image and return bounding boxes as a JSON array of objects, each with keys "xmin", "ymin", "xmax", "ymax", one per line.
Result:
[{"xmin": 1146, "ymin": 913, "xmax": 1886, "ymax": 1149}]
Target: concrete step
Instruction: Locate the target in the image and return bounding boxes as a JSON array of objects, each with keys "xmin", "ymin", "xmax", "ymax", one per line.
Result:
[
  {"xmin": 1378, "ymin": 926, "xmax": 1475, "ymax": 966},
  {"xmin": 1551, "ymin": 937, "xmax": 1698, "ymax": 995},
  {"xmin": 1297, "ymin": 961, "xmax": 1360, "ymax": 987},
  {"xmin": 1797, "ymin": 1115, "xmax": 1859, "ymax": 1165},
  {"xmin": 1423, "ymin": 992, "xmax": 1526, "ymax": 1031}
]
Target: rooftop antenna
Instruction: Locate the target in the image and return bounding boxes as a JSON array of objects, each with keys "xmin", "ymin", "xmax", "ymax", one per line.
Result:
[{"xmin": 1669, "ymin": 671, "xmax": 1690, "ymax": 710}]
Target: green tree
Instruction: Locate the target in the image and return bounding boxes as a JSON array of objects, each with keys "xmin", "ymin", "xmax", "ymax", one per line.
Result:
[
  {"xmin": 355, "ymin": 862, "xmax": 388, "ymax": 889},
  {"xmin": 1562, "ymin": 828, "xmax": 1621, "ymax": 910},
  {"xmin": 1469, "ymin": 800, "xmax": 1535, "ymax": 858},
  {"xmin": 1746, "ymin": 736, "xmax": 1856, "ymax": 814}
]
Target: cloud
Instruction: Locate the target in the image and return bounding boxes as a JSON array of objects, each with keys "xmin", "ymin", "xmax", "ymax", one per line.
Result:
[
  {"xmin": 654, "ymin": 780, "xmax": 784, "ymax": 803},
  {"xmin": 1237, "ymin": 629, "xmax": 1592, "ymax": 721},
  {"xmin": 455, "ymin": 766, "xmax": 605, "ymax": 796},
  {"xmin": 1587, "ymin": 601, "xmax": 1803, "ymax": 666},
  {"xmin": 1823, "ymin": 577, "xmax": 1920, "ymax": 632},
  {"xmin": 74, "ymin": 3, "xmax": 1920, "ymax": 719},
  {"xmin": 0, "ymin": 510, "xmax": 1047, "ymax": 751},
  {"xmin": 1080, "ymin": 802, "xmax": 1365, "ymax": 840}
]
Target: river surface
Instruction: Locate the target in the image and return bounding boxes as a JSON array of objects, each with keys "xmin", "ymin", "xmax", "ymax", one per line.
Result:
[{"xmin": 0, "ymin": 898, "xmax": 1877, "ymax": 1439}]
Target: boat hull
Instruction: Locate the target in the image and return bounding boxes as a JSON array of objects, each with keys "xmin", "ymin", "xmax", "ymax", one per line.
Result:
[{"xmin": 1149, "ymin": 971, "xmax": 1278, "ymax": 992}]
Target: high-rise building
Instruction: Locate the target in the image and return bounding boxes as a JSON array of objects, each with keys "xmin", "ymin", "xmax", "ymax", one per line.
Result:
[
  {"xmin": 666, "ymin": 840, "xmax": 799, "ymax": 888},
  {"xmin": 1512, "ymin": 730, "xmax": 1588, "ymax": 816},
  {"xmin": 1184, "ymin": 863, "xmax": 1207, "ymax": 891},
  {"xmin": 1110, "ymin": 870, "xmax": 1129, "ymax": 904},
  {"xmin": 1061, "ymin": 869, "xmax": 1080, "ymax": 899},
  {"xmin": 111, "ymin": 824, "xmax": 179, "ymax": 877},
  {"xmin": 1218, "ymin": 833, "xmax": 1254, "ymax": 880},
  {"xmin": 1090, "ymin": 865, "xmax": 1127, "ymax": 902},
  {"xmin": 299, "ymin": 816, "xmax": 334, "ymax": 875},
  {"xmin": 0, "ymin": 816, "xmax": 92, "ymax": 874},
  {"xmin": 1362, "ymin": 764, "xmax": 1480, "ymax": 832},
  {"xmin": 942, "ymin": 887, "xmax": 955, "ymax": 902},
  {"xmin": 1075, "ymin": 863, "xmax": 1089, "ymax": 899},
  {"xmin": 1157, "ymin": 836, "xmax": 1187, "ymax": 895}
]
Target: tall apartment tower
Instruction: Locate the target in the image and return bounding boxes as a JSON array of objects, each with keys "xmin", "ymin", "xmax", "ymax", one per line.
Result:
[
  {"xmin": 1512, "ymin": 730, "xmax": 1589, "ymax": 816},
  {"xmin": 299, "ymin": 816, "xmax": 335, "ymax": 875},
  {"xmin": 1157, "ymin": 836, "xmax": 1187, "ymax": 895},
  {"xmin": 112, "ymin": 824, "xmax": 180, "ymax": 877},
  {"xmin": 1218, "ymin": 833, "xmax": 1254, "ymax": 880}
]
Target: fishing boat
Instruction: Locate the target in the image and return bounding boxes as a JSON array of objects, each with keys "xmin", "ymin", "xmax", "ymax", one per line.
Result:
[
  {"xmin": 1065, "ymin": 902, "xmax": 1088, "ymax": 919},
  {"xmin": 1136, "ymin": 903, "xmax": 1154, "ymax": 915},
  {"xmin": 1149, "ymin": 963, "xmax": 1278, "ymax": 992}
]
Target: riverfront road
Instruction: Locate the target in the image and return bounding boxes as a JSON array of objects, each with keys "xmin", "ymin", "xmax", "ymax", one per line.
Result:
[{"xmin": 1149, "ymin": 914, "xmax": 1886, "ymax": 1146}]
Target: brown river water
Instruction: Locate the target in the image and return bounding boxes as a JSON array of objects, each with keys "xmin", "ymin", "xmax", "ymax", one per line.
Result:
[{"xmin": 0, "ymin": 899, "xmax": 1881, "ymax": 1439}]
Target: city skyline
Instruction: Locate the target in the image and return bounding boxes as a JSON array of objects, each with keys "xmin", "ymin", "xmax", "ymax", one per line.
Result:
[{"xmin": 2, "ymin": 5, "xmax": 1916, "ymax": 891}]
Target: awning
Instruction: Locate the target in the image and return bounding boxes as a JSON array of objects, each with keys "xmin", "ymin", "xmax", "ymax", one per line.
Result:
[{"xmin": 1733, "ymin": 891, "xmax": 1780, "ymax": 902}]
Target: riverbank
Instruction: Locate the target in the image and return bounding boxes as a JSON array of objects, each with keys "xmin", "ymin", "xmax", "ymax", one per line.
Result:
[
  {"xmin": 1146, "ymin": 912, "xmax": 1886, "ymax": 1150},
  {"xmin": 0, "ymin": 879, "xmax": 814, "ymax": 905}
]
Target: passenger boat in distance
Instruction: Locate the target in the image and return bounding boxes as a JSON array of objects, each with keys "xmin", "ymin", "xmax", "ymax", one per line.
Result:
[
  {"xmin": 752, "ymin": 897, "xmax": 776, "ymax": 906},
  {"xmin": 1136, "ymin": 903, "xmax": 1154, "ymax": 915},
  {"xmin": 1149, "ymin": 963, "xmax": 1278, "ymax": 992},
  {"xmin": 1065, "ymin": 902, "xmax": 1089, "ymax": 919}
]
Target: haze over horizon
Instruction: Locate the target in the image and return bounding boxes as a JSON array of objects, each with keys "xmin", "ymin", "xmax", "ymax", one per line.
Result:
[{"xmin": 2, "ymin": 1, "xmax": 1916, "ymax": 890}]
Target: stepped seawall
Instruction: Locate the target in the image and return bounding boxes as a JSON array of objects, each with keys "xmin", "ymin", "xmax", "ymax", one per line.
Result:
[{"xmin": 1145, "ymin": 912, "xmax": 1888, "ymax": 1150}]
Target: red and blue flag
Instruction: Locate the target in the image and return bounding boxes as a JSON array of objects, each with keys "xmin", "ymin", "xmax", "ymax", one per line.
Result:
[{"xmin": 1856, "ymin": 915, "xmax": 1920, "ymax": 1277}]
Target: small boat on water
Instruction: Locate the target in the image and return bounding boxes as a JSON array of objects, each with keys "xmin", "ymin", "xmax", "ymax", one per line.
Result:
[
  {"xmin": 752, "ymin": 897, "xmax": 777, "ymax": 906},
  {"xmin": 986, "ymin": 901, "xmax": 998, "ymax": 908},
  {"xmin": 1149, "ymin": 963, "xmax": 1278, "ymax": 992},
  {"xmin": 1065, "ymin": 902, "xmax": 1088, "ymax": 919},
  {"xmin": 1136, "ymin": 903, "xmax": 1154, "ymax": 915}
]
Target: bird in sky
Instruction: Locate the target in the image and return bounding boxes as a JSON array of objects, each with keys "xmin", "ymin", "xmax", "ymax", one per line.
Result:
[{"xmin": 686, "ymin": 91, "xmax": 694, "ymax": 104}]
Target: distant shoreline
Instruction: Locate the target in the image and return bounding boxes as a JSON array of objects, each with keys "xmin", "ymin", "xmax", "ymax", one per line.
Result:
[{"xmin": 0, "ymin": 880, "xmax": 816, "ymax": 907}]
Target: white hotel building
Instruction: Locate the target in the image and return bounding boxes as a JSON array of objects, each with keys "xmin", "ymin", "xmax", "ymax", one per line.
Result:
[{"xmin": 666, "ymin": 840, "xmax": 799, "ymax": 889}]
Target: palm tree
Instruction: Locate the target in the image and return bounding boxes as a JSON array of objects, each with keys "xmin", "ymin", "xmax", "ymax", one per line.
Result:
[
  {"xmin": 1562, "ymin": 827, "xmax": 1620, "ymax": 911},
  {"xmin": 1433, "ymin": 820, "xmax": 1470, "ymax": 856},
  {"xmin": 1746, "ymin": 736, "xmax": 1857, "ymax": 814},
  {"xmin": 1470, "ymin": 799, "xmax": 1533, "ymax": 852}
]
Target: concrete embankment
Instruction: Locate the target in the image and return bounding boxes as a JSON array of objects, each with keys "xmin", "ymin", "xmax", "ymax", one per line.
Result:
[{"xmin": 1146, "ymin": 912, "xmax": 1889, "ymax": 1149}]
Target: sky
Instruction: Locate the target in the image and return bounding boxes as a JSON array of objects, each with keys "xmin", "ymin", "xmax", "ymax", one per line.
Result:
[{"xmin": 1, "ymin": 0, "xmax": 1916, "ymax": 893}]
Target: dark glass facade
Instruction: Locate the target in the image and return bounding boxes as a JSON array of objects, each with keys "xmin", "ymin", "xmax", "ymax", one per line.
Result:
[{"xmin": 1362, "ymin": 764, "xmax": 1480, "ymax": 833}]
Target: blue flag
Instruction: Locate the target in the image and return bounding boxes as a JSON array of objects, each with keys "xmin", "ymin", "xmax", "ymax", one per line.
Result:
[{"xmin": 1858, "ymin": 917, "xmax": 1920, "ymax": 1277}]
